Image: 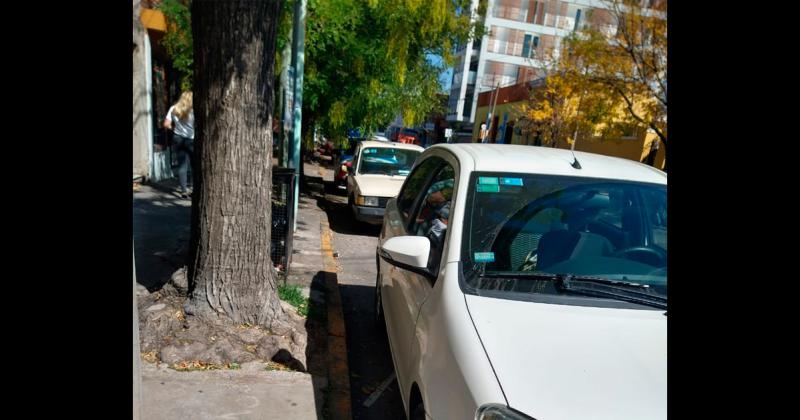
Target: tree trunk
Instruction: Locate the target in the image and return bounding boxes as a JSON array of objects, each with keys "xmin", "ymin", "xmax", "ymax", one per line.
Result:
[{"xmin": 187, "ymin": 0, "xmax": 289, "ymax": 330}]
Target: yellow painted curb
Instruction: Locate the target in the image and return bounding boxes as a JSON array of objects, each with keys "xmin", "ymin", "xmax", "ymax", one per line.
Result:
[{"xmin": 320, "ymin": 202, "xmax": 352, "ymax": 420}]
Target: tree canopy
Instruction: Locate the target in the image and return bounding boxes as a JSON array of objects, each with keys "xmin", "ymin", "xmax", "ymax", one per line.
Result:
[
  {"xmin": 517, "ymin": 0, "xmax": 667, "ymax": 164},
  {"xmin": 158, "ymin": 0, "xmax": 194, "ymax": 91},
  {"xmin": 302, "ymin": 0, "xmax": 483, "ymax": 141}
]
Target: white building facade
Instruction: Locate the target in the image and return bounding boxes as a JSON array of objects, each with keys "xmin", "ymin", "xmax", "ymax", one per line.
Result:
[{"xmin": 446, "ymin": 0, "xmax": 620, "ymax": 131}]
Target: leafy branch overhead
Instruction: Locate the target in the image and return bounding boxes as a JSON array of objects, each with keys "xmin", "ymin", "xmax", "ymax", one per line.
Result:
[
  {"xmin": 302, "ymin": 0, "xmax": 483, "ymax": 140},
  {"xmin": 517, "ymin": 0, "xmax": 666, "ymax": 161},
  {"xmin": 158, "ymin": 0, "xmax": 194, "ymax": 90},
  {"xmin": 156, "ymin": 0, "xmax": 483, "ymax": 140}
]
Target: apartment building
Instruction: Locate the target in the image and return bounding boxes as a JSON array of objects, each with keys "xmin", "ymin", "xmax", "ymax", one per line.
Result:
[{"xmin": 446, "ymin": 0, "xmax": 620, "ymax": 135}]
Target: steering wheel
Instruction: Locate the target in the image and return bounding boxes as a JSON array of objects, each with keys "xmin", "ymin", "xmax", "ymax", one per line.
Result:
[{"xmin": 611, "ymin": 246, "xmax": 666, "ymax": 267}]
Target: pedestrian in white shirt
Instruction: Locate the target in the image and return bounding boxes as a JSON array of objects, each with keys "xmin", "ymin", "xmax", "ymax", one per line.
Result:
[{"xmin": 163, "ymin": 92, "xmax": 195, "ymax": 198}]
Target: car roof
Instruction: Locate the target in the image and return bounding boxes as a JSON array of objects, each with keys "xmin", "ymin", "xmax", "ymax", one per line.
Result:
[
  {"xmin": 428, "ymin": 144, "xmax": 666, "ymax": 185},
  {"xmin": 360, "ymin": 140, "xmax": 424, "ymax": 151}
]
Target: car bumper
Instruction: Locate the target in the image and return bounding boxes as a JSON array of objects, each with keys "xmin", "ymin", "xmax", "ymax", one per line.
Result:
[{"xmin": 353, "ymin": 205, "xmax": 385, "ymax": 224}]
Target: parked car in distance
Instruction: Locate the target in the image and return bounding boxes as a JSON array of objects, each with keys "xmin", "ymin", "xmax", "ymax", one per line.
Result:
[
  {"xmin": 346, "ymin": 140, "xmax": 424, "ymax": 224},
  {"xmin": 334, "ymin": 136, "xmax": 391, "ymax": 190},
  {"xmin": 376, "ymin": 143, "xmax": 667, "ymax": 420},
  {"xmin": 334, "ymin": 156, "xmax": 352, "ymax": 190}
]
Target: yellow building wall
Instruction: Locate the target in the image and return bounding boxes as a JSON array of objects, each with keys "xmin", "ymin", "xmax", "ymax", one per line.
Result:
[
  {"xmin": 473, "ymin": 103, "xmax": 527, "ymax": 144},
  {"xmin": 572, "ymin": 135, "xmax": 644, "ymax": 162},
  {"xmin": 473, "ymin": 103, "xmax": 666, "ymax": 170}
]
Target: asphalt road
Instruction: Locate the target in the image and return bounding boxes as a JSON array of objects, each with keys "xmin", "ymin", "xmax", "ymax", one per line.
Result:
[{"xmin": 317, "ymin": 166, "xmax": 407, "ymax": 420}]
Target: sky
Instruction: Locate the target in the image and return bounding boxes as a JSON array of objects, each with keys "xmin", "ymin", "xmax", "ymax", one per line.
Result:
[{"xmin": 427, "ymin": 53, "xmax": 454, "ymax": 92}]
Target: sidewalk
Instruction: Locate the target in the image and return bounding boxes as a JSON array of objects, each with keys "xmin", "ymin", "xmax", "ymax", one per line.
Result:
[
  {"xmin": 135, "ymin": 171, "xmax": 340, "ymax": 420},
  {"xmin": 141, "ymin": 362, "xmax": 324, "ymax": 420}
]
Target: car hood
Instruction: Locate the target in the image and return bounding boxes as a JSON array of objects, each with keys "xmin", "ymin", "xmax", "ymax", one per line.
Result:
[
  {"xmin": 353, "ymin": 174, "xmax": 407, "ymax": 197},
  {"xmin": 465, "ymin": 295, "xmax": 666, "ymax": 420}
]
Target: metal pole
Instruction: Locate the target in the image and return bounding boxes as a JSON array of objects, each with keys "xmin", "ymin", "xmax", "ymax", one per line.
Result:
[
  {"xmin": 278, "ymin": 25, "xmax": 293, "ymax": 168},
  {"xmin": 290, "ymin": 0, "xmax": 307, "ymax": 232},
  {"xmin": 483, "ymin": 81, "xmax": 500, "ymax": 143},
  {"xmin": 481, "ymin": 85, "xmax": 495, "ymax": 143}
]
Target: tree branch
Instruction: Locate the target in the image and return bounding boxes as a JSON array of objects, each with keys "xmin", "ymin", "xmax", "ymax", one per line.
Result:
[{"xmin": 612, "ymin": 83, "xmax": 667, "ymax": 146}]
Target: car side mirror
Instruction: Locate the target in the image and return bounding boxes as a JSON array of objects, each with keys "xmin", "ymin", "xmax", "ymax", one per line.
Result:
[
  {"xmin": 347, "ymin": 165, "xmax": 355, "ymax": 174},
  {"xmin": 379, "ymin": 236, "xmax": 436, "ymax": 280}
]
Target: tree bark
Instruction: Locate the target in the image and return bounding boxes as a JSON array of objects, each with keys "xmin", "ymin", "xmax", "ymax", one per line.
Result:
[{"xmin": 187, "ymin": 0, "xmax": 289, "ymax": 330}]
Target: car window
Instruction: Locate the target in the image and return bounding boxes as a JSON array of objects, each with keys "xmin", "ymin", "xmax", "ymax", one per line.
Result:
[
  {"xmin": 640, "ymin": 188, "xmax": 667, "ymax": 250},
  {"xmin": 358, "ymin": 147, "xmax": 420, "ymax": 176},
  {"xmin": 462, "ymin": 172, "xmax": 667, "ymax": 302},
  {"xmin": 411, "ymin": 165, "xmax": 454, "ymax": 236},
  {"xmin": 396, "ymin": 157, "xmax": 443, "ymax": 227},
  {"xmin": 409, "ymin": 164, "xmax": 455, "ymax": 274}
]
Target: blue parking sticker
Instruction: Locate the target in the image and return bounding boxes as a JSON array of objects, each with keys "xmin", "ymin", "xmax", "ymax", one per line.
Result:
[
  {"xmin": 474, "ymin": 252, "xmax": 495, "ymax": 263},
  {"xmin": 500, "ymin": 177, "xmax": 524, "ymax": 186},
  {"xmin": 478, "ymin": 177, "xmax": 499, "ymax": 185}
]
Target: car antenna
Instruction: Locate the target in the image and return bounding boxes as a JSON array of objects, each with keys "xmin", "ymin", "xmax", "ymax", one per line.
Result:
[
  {"xmin": 569, "ymin": 135, "xmax": 582, "ymax": 169},
  {"xmin": 570, "ymin": 69, "xmax": 587, "ymax": 170}
]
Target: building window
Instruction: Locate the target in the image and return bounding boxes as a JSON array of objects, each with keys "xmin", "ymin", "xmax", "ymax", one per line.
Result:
[
  {"xmin": 574, "ymin": 9, "xmax": 581, "ymax": 31},
  {"xmin": 522, "ymin": 34, "xmax": 532, "ymax": 57},
  {"xmin": 521, "ymin": 34, "xmax": 540, "ymax": 58}
]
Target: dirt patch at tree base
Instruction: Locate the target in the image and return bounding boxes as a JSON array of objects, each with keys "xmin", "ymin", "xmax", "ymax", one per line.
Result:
[{"xmin": 138, "ymin": 281, "xmax": 327, "ymax": 376}]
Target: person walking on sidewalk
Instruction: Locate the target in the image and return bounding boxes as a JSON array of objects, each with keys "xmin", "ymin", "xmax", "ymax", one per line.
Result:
[{"xmin": 164, "ymin": 91, "xmax": 195, "ymax": 199}]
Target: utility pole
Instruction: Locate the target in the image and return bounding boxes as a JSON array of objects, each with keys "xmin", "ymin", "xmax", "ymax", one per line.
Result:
[
  {"xmin": 289, "ymin": 0, "xmax": 307, "ymax": 232},
  {"xmin": 278, "ymin": 18, "xmax": 293, "ymax": 168},
  {"xmin": 481, "ymin": 80, "xmax": 501, "ymax": 143}
]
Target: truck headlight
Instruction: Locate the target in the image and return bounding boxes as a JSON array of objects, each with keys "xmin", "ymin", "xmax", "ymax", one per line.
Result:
[
  {"xmin": 475, "ymin": 404, "xmax": 535, "ymax": 420},
  {"xmin": 356, "ymin": 195, "xmax": 379, "ymax": 207}
]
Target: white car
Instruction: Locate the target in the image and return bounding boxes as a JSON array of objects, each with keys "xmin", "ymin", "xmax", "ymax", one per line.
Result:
[
  {"xmin": 376, "ymin": 144, "xmax": 667, "ymax": 420},
  {"xmin": 347, "ymin": 140, "xmax": 424, "ymax": 224}
]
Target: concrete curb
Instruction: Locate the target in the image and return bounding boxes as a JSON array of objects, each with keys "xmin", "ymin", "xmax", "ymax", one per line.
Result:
[{"xmin": 317, "ymin": 168, "xmax": 353, "ymax": 420}]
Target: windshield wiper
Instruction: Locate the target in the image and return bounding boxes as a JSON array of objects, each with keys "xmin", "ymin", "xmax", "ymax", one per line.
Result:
[{"xmin": 481, "ymin": 272, "xmax": 667, "ymax": 309}]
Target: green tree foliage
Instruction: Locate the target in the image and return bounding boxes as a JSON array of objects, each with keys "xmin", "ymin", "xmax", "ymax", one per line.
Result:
[
  {"xmin": 564, "ymin": 0, "xmax": 667, "ymax": 147},
  {"xmin": 158, "ymin": 0, "xmax": 194, "ymax": 90},
  {"xmin": 518, "ymin": 0, "xmax": 666, "ymax": 166},
  {"xmin": 302, "ymin": 0, "xmax": 482, "ymax": 143}
]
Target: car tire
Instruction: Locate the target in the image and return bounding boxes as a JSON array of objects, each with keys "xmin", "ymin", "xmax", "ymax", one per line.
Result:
[{"xmin": 410, "ymin": 400, "xmax": 425, "ymax": 420}]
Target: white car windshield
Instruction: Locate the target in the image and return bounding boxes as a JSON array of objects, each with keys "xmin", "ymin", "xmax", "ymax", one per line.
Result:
[
  {"xmin": 462, "ymin": 172, "xmax": 666, "ymax": 306},
  {"xmin": 358, "ymin": 147, "xmax": 420, "ymax": 176}
]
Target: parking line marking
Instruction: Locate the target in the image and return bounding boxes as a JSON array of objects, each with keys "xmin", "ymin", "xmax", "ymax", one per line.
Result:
[{"xmin": 362, "ymin": 372, "xmax": 397, "ymax": 408}]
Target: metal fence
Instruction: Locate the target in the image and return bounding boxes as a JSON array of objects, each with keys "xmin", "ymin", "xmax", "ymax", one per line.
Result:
[{"xmin": 271, "ymin": 167, "xmax": 296, "ymax": 282}]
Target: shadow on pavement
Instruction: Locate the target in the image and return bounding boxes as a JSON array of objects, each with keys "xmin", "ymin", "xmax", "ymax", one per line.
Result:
[
  {"xmin": 337, "ymin": 283, "xmax": 405, "ymax": 420},
  {"xmin": 304, "ymin": 271, "xmax": 331, "ymax": 419},
  {"xmin": 133, "ymin": 186, "xmax": 191, "ymax": 292},
  {"xmin": 317, "ymin": 195, "xmax": 381, "ymax": 238}
]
